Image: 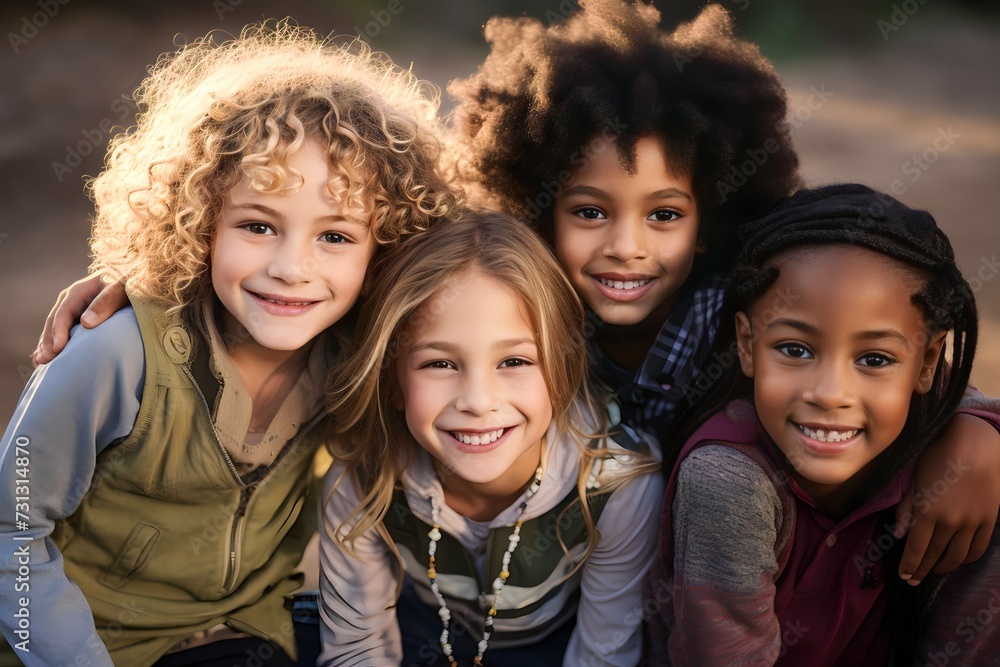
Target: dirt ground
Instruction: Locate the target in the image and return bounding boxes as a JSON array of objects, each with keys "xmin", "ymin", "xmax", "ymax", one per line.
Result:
[{"xmin": 0, "ymin": 1, "xmax": 998, "ymax": 591}]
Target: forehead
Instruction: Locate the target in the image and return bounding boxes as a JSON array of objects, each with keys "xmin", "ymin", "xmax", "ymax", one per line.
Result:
[
  {"xmin": 406, "ymin": 271, "xmax": 535, "ymax": 340},
  {"xmin": 570, "ymin": 135, "xmax": 692, "ymax": 185},
  {"xmin": 755, "ymin": 244, "xmax": 927, "ymax": 331}
]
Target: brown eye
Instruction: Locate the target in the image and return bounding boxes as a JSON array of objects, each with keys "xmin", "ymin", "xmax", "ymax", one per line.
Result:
[
  {"xmin": 573, "ymin": 207, "xmax": 606, "ymax": 220},
  {"xmin": 321, "ymin": 232, "xmax": 348, "ymax": 244},
  {"xmin": 858, "ymin": 353, "xmax": 894, "ymax": 368},
  {"xmin": 649, "ymin": 209, "xmax": 680, "ymax": 223},
  {"xmin": 776, "ymin": 343, "xmax": 811, "ymax": 359},
  {"xmin": 241, "ymin": 222, "xmax": 272, "ymax": 235}
]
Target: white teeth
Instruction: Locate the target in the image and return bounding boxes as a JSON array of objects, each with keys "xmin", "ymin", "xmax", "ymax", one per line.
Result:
[
  {"xmin": 267, "ymin": 299, "xmax": 309, "ymax": 306},
  {"xmin": 596, "ymin": 277, "xmax": 651, "ymax": 290},
  {"xmin": 451, "ymin": 428, "xmax": 505, "ymax": 445},
  {"xmin": 258, "ymin": 294, "xmax": 312, "ymax": 306},
  {"xmin": 798, "ymin": 425, "xmax": 860, "ymax": 443}
]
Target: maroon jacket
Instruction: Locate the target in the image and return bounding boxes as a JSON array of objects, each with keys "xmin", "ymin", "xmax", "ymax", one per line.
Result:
[{"xmin": 646, "ymin": 398, "xmax": 1000, "ymax": 666}]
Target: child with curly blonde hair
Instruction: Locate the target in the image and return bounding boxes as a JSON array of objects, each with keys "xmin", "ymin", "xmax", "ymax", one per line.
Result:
[{"xmin": 0, "ymin": 22, "xmax": 456, "ymax": 666}]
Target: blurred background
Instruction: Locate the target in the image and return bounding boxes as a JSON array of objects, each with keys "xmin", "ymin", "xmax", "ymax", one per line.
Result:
[{"xmin": 2, "ymin": 0, "xmax": 999, "ymax": 425}]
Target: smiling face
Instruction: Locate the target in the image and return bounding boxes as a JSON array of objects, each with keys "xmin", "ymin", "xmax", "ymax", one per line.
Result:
[
  {"xmin": 212, "ymin": 139, "xmax": 376, "ymax": 357},
  {"xmin": 736, "ymin": 245, "xmax": 945, "ymax": 510},
  {"xmin": 553, "ymin": 135, "xmax": 701, "ymax": 328},
  {"xmin": 395, "ymin": 270, "xmax": 553, "ymax": 500}
]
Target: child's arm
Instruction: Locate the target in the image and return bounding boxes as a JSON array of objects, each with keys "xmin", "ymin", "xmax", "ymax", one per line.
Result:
[
  {"xmin": 562, "ymin": 459, "xmax": 665, "ymax": 666},
  {"xmin": 0, "ymin": 310, "xmax": 144, "ymax": 666},
  {"xmin": 899, "ymin": 389, "xmax": 1000, "ymax": 584},
  {"xmin": 915, "ymin": 516, "xmax": 1000, "ymax": 666},
  {"xmin": 31, "ymin": 274, "xmax": 128, "ymax": 366},
  {"xmin": 661, "ymin": 445, "xmax": 784, "ymax": 665},
  {"xmin": 317, "ymin": 463, "xmax": 402, "ymax": 667}
]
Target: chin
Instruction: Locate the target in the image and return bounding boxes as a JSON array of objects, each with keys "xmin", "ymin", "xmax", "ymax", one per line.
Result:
[{"xmin": 589, "ymin": 305, "xmax": 649, "ymax": 327}]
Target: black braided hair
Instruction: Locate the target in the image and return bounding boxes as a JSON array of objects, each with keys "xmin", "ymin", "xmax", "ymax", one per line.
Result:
[
  {"xmin": 670, "ymin": 182, "xmax": 979, "ymax": 662},
  {"xmin": 447, "ymin": 0, "xmax": 800, "ymax": 279}
]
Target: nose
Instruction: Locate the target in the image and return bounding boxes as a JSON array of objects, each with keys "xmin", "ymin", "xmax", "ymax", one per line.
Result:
[
  {"xmin": 267, "ymin": 237, "xmax": 316, "ymax": 284},
  {"xmin": 454, "ymin": 367, "xmax": 501, "ymax": 416},
  {"xmin": 602, "ymin": 217, "xmax": 648, "ymax": 261},
  {"xmin": 801, "ymin": 359, "xmax": 855, "ymax": 410}
]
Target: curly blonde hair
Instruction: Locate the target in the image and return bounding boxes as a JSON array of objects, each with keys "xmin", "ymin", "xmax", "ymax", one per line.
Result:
[{"xmin": 89, "ymin": 20, "xmax": 460, "ymax": 309}]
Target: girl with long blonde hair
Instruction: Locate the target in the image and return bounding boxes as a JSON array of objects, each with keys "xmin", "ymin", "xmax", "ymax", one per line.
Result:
[{"xmin": 320, "ymin": 210, "xmax": 662, "ymax": 667}]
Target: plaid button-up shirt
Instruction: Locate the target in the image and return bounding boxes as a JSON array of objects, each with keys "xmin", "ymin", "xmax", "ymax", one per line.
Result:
[{"xmin": 588, "ymin": 276, "xmax": 726, "ymax": 439}]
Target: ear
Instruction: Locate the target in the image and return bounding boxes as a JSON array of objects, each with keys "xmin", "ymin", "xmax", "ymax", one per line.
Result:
[
  {"xmin": 735, "ymin": 311, "xmax": 755, "ymax": 378},
  {"xmin": 915, "ymin": 330, "xmax": 947, "ymax": 394},
  {"xmin": 695, "ymin": 236, "xmax": 708, "ymax": 255}
]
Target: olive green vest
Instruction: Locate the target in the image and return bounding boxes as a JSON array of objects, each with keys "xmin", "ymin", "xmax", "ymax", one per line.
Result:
[{"xmin": 50, "ymin": 296, "xmax": 334, "ymax": 665}]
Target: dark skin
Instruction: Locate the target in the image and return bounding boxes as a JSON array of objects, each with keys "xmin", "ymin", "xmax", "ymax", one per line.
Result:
[{"xmin": 30, "ymin": 274, "xmax": 1000, "ymax": 584}]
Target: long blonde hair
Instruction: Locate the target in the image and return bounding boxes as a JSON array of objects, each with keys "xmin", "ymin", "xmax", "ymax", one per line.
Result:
[
  {"xmin": 327, "ymin": 209, "xmax": 658, "ymax": 571},
  {"xmin": 89, "ymin": 20, "xmax": 460, "ymax": 310}
]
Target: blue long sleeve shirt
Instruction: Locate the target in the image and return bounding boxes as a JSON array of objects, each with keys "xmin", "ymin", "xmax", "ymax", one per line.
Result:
[{"xmin": 0, "ymin": 309, "xmax": 144, "ymax": 666}]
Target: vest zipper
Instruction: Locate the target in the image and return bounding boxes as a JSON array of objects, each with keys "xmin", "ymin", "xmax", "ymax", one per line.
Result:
[
  {"xmin": 223, "ymin": 484, "xmax": 255, "ymax": 592},
  {"xmin": 180, "ymin": 365, "xmax": 326, "ymax": 592},
  {"xmin": 180, "ymin": 365, "xmax": 245, "ymax": 484}
]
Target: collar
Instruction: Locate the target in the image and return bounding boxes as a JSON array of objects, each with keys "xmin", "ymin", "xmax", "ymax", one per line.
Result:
[{"xmin": 195, "ymin": 298, "xmax": 335, "ymax": 470}]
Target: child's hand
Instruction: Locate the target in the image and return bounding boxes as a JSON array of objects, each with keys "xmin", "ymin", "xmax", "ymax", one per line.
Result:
[
  {"xmin": 31, "ymin": 275, "xmax": 127, "ymax": 366},
  {"xmin": 895, "ymin": 413, "xmax": 1000, "ymax": 584}
]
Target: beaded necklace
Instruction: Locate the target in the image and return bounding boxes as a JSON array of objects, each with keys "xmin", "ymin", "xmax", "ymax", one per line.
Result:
[{"xmin": 426, "ymin": 465, "xmax": 545, "ymax": 666}]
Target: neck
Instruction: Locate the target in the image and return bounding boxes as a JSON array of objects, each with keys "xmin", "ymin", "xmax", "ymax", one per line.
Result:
[
  {"xmin": 790, "ymin": 461, "xmax": 880, "ymax": 518},
  {"xmin": 216, "ymin": 304, "xmax": 313, "ymax": 400},
  {"xmin": 436, "ymin": 440, "xmax": 544, "ymax": 522},
  {"xmin": 593, "ymin": 293, "xmax": 678, "ymax": 372}
]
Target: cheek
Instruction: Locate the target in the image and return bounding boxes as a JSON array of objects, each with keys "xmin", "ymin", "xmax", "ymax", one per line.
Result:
[
  {"xmin": 870, "ymin": 384, "xmax": 916, "ymax": 433},
  {"xmin": 528, "ymin": 374, "xmax": 555, "ymax": 422},
  {"xmin": 656, "ymin": 233, "xmax": 699, "ymax": 271},
  {"xmin": 752, "ymin": 363, "xmax": 797, "ymax": 410},
  {"xmin": 553, "ymin": 226, "xmax": 587, "ymax": 270}
]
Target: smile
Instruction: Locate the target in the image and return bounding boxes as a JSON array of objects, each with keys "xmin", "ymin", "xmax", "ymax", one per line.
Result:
[
  {"xmin": 250, "ymin": 291, "xmax": 318, "ymax": 306},
  {"xmin": 448, "ymin": 428, "xmax": 507, "ymax": 445},
  {"xmin": 795, "ymin": 424, "xmax": 860, "ymax": 443},
  {"xmin": 595, "ymin": 277, "xmax": 652, "ymax": 290}
]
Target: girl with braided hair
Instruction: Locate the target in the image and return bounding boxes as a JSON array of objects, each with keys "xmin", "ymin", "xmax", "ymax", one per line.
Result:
[{"xmin": 648, "ymin": 184, "xmax": 1000, "ymax": 666}]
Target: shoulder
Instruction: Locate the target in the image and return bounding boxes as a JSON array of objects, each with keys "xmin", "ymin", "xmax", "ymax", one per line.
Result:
[
  {"xmin": 672, "ymin": 445, "xmax": 785, "ymax": 590},
  {"xmin": 673, "ymin": 444, "xmax": 783, "ymax": 532},
  {"xmin": 678, "ymin": 445, "xmax": 780, "ymax": 504},
  {"xmin": 48, "ymin": 307, "xmax": 144, "ymax": 380}
]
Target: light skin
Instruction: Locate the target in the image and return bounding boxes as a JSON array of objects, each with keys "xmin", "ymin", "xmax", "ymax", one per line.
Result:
[
  {"xmin": 211, "ymin": 139, "xmax": 376, "ymax": 396},
  {"xmin": 553, "ymin": 134, "xmax": 702, "ymax": 372},
  {"xmin": 395, "ymin": 271, "xmax": 552, "ymax": 522},
  {"xmin": 735, "ymin": 245, "xmax": 945, "ymax": 516}
]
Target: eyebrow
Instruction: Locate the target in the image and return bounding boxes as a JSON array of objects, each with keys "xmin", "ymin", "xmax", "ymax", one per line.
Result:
[
  {"xmin": 409, "ymin": 338, "xmax": 538, "ymax": 355},
  {"xmin": 227, "ymin": 202, "xmax": 365, "ymax": 227},
  {"xmin": 561, "ymin": 185, "xmax": 693, "ymax": 202},
  {"xmin": 766, "ymin": 318, "xmax": 912, "ymax": 349}
]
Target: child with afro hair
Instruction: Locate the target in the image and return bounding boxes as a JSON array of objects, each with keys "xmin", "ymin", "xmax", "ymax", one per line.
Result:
[{"xmin": 448, "ymin": 0, "xmax": 799, "ymax": 434}]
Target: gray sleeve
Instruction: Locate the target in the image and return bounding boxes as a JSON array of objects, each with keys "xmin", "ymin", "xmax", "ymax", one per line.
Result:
[
  {"xmin": 317, "ymin": 461, "xmax": 403, "ymax": 667},
  {"xmin": 0, "ymin": 308, "xmax": 144, "ymax": 666},
  {"xmin": 673, "ymin": 445, "xmax": 783, "ymax": 590},
  {"xmin": 668, "ymin": 444, "xmax": 785, "ymax": 665},
  {"xmin": 563, "ymin": 464, "xmax": 667, "ymax": 666}
]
